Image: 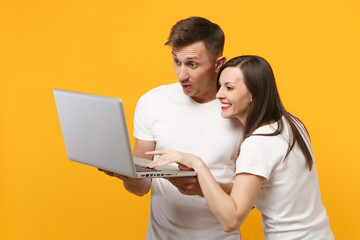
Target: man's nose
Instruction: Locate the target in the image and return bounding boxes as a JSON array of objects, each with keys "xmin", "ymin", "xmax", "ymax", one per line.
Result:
[{"xmin": 177, "ymin": 65, "xmax": 189, "ymax": 82}]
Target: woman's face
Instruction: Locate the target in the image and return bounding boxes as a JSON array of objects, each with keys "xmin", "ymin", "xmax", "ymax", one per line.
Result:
[{"xmin": 216, "ymin": 67, "xmax": 253, "ymax": 124}]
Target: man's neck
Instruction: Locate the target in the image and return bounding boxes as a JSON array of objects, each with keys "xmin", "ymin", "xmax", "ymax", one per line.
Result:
[
  {"xmin": 190, "ymin": 95, "xmax": 217, "ymax": 103},
  {"xmin": 190, "ymin": 85, "xmax": 218, "ymax": 103}
]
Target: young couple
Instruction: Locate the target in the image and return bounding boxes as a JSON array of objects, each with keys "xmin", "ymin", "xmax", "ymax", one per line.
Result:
[{"xmin": 100, "ymin": 17, "xmax": 334, "ymax": 239}]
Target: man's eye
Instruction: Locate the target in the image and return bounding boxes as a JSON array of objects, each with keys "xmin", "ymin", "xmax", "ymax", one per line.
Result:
[
  {"xmin": 189, "ymin": 62, "xmax": 198, "ymax": 68},
  {"xmin": 174, "ymin": 59, "xmax": 180, "ymax": 65}
]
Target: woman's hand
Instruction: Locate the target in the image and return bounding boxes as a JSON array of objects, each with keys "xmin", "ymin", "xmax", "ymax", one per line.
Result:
[{"xmin": 145, "ymin": 150, "xmax": 204, "ymax": 172}]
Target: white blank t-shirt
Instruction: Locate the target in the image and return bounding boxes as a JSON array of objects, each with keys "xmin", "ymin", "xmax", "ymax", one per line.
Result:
[
  {"xmin": 134, "ymin": 83, "xmax": 243, "ymax": 240},
  {"xmin": 236, "ymin": 117, "xmax": 334, "ymax": 240}
]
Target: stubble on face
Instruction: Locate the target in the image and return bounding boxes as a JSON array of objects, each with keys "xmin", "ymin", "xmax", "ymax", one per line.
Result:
[{"xmin": 172, "ymin": 41, "xmax": 218, "ymax": 103}]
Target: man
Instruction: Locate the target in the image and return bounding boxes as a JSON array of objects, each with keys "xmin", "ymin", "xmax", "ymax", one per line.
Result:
[{"xmin": 100, "ymin": 17, "xmax": 243, "ymax": 239}]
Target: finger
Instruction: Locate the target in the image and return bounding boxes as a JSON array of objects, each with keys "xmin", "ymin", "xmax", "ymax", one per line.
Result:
[
  {"xmin": 98, "ymin": 168, "xmax": 111, "ymax": 174},
  {"xmin": 165, "ymin": 176, "xmax": 198, "ymax": 184},
  {"xmin": 157, "ymin": 156, "xmax": 179, "ymax": 166},
  {"xmin": 147, "ymin": 157, "xmax": 172, "ymax": 168},
  {"xmin": 145, "ymin": 150, "xmax": 170, "ymax": 155},
  {"xmin": 146, "ymin": 162, "xmax": 156, "ymax": 168},
  {"xmin": 146, "ymin": 153, "xmax": 173, "ymax": 166},
  {"xmin": 113, "ymin": 173, "xmax": 128, "ymax": 180},
  {"xmin": 146, "ymin": 159, "xmax": 163, "ymax": 168},
  {"xmin": 103, "ymin": 171, "xmax": 115, "ymax": 177}
]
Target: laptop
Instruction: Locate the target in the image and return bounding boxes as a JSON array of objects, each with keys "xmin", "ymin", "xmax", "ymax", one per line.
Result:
[{"xmin": 53, "ymin": 89, "xmax": 196, "ymax": 178}]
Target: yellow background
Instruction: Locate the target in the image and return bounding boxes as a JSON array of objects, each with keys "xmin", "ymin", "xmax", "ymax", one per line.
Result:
[{"xmin": 1, "ymin": 0, "xmax": 359, "ymax": 239}]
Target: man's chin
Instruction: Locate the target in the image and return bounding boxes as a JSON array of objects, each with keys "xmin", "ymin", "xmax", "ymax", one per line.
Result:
[{"xmin": 183, "ymin": 89, "xmax": 195, "ymax": 96}]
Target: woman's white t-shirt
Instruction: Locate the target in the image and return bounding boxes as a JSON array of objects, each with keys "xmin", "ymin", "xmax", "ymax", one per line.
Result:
[{"xmin": 236, "ymin": 117, "xmax": 334, "ymax": 240}]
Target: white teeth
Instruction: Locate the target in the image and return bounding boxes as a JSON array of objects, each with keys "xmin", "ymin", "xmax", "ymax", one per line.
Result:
[{"xmin": 221, "ymin": 103, "xmax": 231, "ymax": 108}]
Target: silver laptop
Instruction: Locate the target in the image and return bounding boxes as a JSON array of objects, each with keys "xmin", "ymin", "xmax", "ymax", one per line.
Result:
[{"xmin": 53, "ymin": 89, "xmax": 196, "ymax": 178}]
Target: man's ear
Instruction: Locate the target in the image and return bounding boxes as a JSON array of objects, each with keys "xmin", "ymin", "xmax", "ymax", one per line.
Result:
[{"xmin": 215, "ymin": 56, "xmax": 227, "ymax": 72}]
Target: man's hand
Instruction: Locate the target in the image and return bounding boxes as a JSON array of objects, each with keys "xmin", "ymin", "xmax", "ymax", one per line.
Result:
[
  {"xmin": 98, "ymin": 168, "xmax": 151, "ymax": 196},
  {"xmin": 165, "ymin": 176, "xmax": 203, "ymax": 197},
  {"xmin": 98, "ymin": 168, "xmax": 129, "ymax": 180},
  {"xmin": 145, "ymin": 150, "xmax": 235, "ymax": 197},
  {"xmin": 98, "ymin": 139, "xmax": 155, "ymax": 196},
  {"xmin": 98, "ymin": 168, "xmax": 140, "ymax": 181},
  {"xmin": 165, "ymin": 177, "xmax": 234, "ymax": 197}
]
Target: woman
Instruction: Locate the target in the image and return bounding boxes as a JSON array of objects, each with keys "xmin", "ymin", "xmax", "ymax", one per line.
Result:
[{"xmin": 146, "ymin": 56, "xmax": 334, "ymax": 239}]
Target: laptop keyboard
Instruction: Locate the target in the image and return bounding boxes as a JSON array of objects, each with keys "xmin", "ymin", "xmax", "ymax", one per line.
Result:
[{"xmin": 135, "ymin": 164, "xmax": 160, "ymax": 172}]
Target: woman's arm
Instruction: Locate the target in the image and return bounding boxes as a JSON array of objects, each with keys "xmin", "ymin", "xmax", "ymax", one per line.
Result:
[
  {"xmin": 146, "ymin": 150, "xmax": 264, "ymax": 232},
  {"xmin": 198, "ymin": 166, "xmax": 263, "ymax": 232}
]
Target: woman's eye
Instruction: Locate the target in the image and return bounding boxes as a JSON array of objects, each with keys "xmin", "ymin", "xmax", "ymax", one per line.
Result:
[{"xmin": 226, "ymin": 86, "xmax": 233, "ymax": 90}]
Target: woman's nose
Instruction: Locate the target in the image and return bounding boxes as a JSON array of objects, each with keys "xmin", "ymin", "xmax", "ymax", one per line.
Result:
[{"xmin": 216, "ymin": 88, "xmax": 224, "ymax": 99}]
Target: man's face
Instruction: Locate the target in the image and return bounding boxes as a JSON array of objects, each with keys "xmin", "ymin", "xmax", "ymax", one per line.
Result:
[{"xmin": 172, "ymin": 41, "xmax": 219, "ymax": 103}]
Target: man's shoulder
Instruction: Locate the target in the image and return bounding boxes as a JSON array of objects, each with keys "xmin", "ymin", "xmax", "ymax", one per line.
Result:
[
  {"xmin": 146, "ymin": 82, "xmax": 179, "ymax": 95},
  {"xmin": 140, "ymin": 82, "xmax": 181, "ymax": 100}
]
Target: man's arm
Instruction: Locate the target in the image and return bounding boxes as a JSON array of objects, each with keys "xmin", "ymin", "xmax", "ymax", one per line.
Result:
[
  {"xmin": 165, "ymin": 177, "xmax": 234, "ymax": 197},
  {"xmin": 131, "ymin": 140, "xmax": 234, "ymax": 197},
  {"xmin": 167, "ymin": 177, "xmax": 233, "ymax": 197},
  {"xmin": 123, "ymin": 139, "xmax": 155, "ymax": 196},
  {"xmin": 165, "ymin": 164, "xmax": 234, "ymax": 197},
  {"xmin": 99, "ymin": 139, "xmax": 155, "ymax": 196},
  {"xmin": 219, "ymin": 182, "xmax": 234, "ymax": 195}
]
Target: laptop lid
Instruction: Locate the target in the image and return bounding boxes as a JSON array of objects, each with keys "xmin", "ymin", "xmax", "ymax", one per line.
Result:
[{"xmin": 53, "ymin": 89, "xmax": 196, "ymax": 178}]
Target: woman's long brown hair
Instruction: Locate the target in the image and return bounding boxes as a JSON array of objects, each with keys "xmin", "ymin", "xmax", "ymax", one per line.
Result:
[{"xmin": 217, "ymin": 55, "xmax": 313, "ymax": 170}]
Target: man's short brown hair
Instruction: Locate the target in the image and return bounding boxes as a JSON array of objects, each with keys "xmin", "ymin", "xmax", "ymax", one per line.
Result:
[{"xmin": 165, "ymin": 16, "xmax": 225, "ymax": 60}]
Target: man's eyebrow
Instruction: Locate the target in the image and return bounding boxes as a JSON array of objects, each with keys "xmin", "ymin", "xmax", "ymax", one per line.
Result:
[
  {"xmin": 186, "ymin": 56, "xmax": 199, "ymax": 60},
  {"xmin": 171, "ymin": 51, "xmax": 199, "ymax": 60}
]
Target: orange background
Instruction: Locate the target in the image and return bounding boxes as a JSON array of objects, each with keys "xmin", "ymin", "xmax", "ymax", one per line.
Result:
[{"xmin": 1, "ymin": 0, "xmax": 359, "ymax": 239}]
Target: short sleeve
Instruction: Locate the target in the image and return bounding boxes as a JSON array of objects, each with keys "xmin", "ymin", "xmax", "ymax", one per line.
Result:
[
  {"xmin": 133, "ymin": 93, "xmax": 154, "ymax": 141},
  {"xmin": 236, "ymin": 137, "xmax": 273, "ymax": 181}
]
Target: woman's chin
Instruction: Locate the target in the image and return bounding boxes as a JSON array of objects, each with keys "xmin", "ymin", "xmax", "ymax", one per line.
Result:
[{"xmin": 221, "ymin": 112, "xmax": 232, "ymax": 119}]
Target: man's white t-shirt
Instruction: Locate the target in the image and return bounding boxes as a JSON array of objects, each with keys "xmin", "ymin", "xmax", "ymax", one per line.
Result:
[
  {"xmin": 236, "ymin": 117, "xmax": 334, "ymax": 240},
  {"xmin": 134, "ymin": 83, "xmax": 243, "ymax": 240}
]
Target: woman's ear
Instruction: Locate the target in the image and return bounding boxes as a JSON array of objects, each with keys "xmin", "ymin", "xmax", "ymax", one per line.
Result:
[{"xmin": 215, "ymin": 56, "xmax": 227, "ymax": 72}]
